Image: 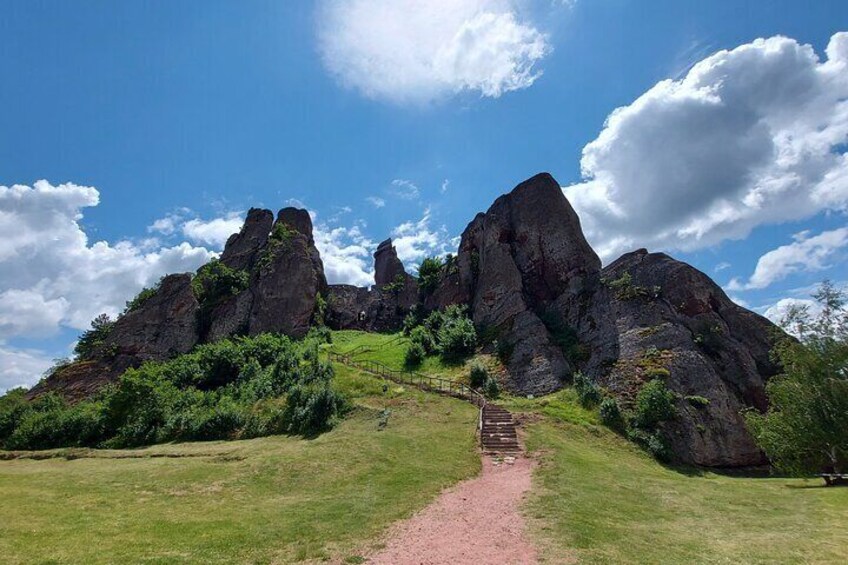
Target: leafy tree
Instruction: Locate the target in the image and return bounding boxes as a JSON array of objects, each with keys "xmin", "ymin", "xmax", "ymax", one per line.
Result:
[
  {"xmin": 74, "ymin": 313, "xmax": 114, "ymax": 360},
  {"xmin": 417, "ymin": 256, "xmax": 444, "ymax": 293},
  {"xmin": 745, "ymin": 281, "xmax": 848, "ymax": 477},
  {"xmin": 633, "ymin": 378, "xmax": 676, "ymax": 429}
]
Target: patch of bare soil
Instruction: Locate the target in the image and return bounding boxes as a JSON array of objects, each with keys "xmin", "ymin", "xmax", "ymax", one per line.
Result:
[{"xmin": 367, "ymin": 455, "xmax": 538, "ymax": 564}]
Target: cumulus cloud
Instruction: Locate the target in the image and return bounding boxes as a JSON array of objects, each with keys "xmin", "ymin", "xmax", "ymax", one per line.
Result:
[
  {"xmin": 565, "ymin": 32, "xmax": 848, "ymax": 261},
  {"xmin": 313, "ymin": 222, "xmax": 376, "ymax": 287},
  {"xmin": 0, "ymin": 181, "xmax": 216, "ymax": 339},
  {"xmin": 763, "ymin": 297, "xmax": 820, "ymax": 329},
  {"xmin": 391, "ymin": 209, "xmax": 451, "ymax": 267},
  {"xmin": 729, "ymin": 227, "xmax": 848, "ymax": 290},
  {"xmin": 181, "ymin": 213, "xmax": 244, "ymax": 247},
  {"xmin": 317, "ymin": 0, "xmax": 550, "ymax": 104}
]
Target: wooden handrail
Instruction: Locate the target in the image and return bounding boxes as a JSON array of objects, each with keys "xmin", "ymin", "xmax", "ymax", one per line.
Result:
[{"xmin": 327, "ymin": 351, "xmax": 487, "ymax": 409}]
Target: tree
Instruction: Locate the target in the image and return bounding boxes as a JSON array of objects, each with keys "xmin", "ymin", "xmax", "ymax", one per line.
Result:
[
  {"xmin": 417, "ymin": 256, "xmax": 443, "ymax": 293},
  {"xmin": 74, "ymin": 313, "xmax": 114, "ymax": 360},
  {"xmin": 745, "ymin": 281, "xmax": 848, "ymax": 478}
]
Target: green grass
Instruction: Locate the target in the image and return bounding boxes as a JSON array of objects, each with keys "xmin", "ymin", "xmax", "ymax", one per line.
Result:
[
  {"xmin": 0, "ymin": 363, "xmax": 480, "ymax": 564},
  {"xmin": 518, "ymin": 400, "xmax": 848, "ymax": 564},
  {"xmin": 329, "ymin": 330, "xmax": 493, "ymax": 382}
]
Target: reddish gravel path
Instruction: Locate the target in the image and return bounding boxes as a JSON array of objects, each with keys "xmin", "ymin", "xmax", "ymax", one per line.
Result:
[{"xmin": 368, "ymin": 455, "xmax": 538, "ymax": 564}]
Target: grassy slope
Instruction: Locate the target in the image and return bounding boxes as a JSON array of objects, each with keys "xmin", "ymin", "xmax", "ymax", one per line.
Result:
[
  {"xmin": 331, "ymin": 330, "xmax": 492, "ymax": 382},
  {"xmin": 334, "ymin": 334, "xmax": 848, "ymax": 563},
  {"xmin": 504, "ymin": 395, "xmax": 848, "ymax": 564},
  {"xmin": 0, "ymin": 363, "xmax": 479, "ymax": 564}
]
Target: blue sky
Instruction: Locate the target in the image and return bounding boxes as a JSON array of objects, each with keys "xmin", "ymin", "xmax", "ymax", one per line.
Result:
[{"xmin": 1, "ymin": 0, "xmax": 847, "ymax": 390}]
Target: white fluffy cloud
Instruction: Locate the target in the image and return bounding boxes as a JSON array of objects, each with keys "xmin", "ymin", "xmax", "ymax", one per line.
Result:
[
  {"xmin": 565, "ymin": 32, "xmax": 848, "ymax": 261},
  {"xmin": 317, "ymin": 0, "xmax": 550, "ymax": 104},
  {"xmin": 729, "ymin": 227, "xmax": 848, "ymax": 290},
  {"xmin": 389, "ymin": 179, "xmax": 420, "ymax": 200},
  {"xmin": 365, "ymin": 196, "xmax": 386, "ymax": 208},
  {"xmin": 0, "ymin": 181, "xmax": 216, "ymax": 338},
  {"xmin": 763, "ymin": 297, "xmax": 820, "ymax": 329},
  {"xmin": 391, "ymin": 209, "xmax": 451, "ymax": 267},
  {"xmin": 313, "ymin": 222, "xmax": 376, "ymax": 287},
  {"xmin": 181, "ymin": 213, "xmax": 245, "ymax": 247}
]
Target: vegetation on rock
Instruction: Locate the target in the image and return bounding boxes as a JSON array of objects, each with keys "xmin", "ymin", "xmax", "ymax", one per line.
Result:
[{"xmin": 0, "ymin": 333, "xmax": 346, "ymax": 450}]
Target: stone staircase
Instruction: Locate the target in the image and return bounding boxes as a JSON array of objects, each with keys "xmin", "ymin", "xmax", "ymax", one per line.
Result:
[{"xmin": 480, "ymin": 405, "xmax": 520, "ymax": 453}]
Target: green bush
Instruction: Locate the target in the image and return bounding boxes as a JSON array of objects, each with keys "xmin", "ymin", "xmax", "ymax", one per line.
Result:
[
  {"xmin": 405, "ymin": 342, "xmax": 425, "ymax": 367},
  {"xmin": 628, "ymin": 428, "xmax": 673, "ymax": 462},
  {"xmin": 483, "ymin": 377, "xmax": 500, "ymax": 399},
  {"xmin": 633, "ymin": 379, "xmax": 677, "ymax": 429},
  {"xmin": 599, "ymin": 397, "xmax": 625, "ymax": 432},
  {"xmin": 685, "ymin": 395, "xmax": 710, "ymax": 408},
  {"xmin": 573, "ymin": 372, "xmax": 602, "ymax": 408},
  {"xmin": 409, "ymin": 326, "xmax": 436, "ymax": 354},
  {"xmin": 438, "ymin": 316, "xmax": 477, "ymax": 358},
  {"xmin": 1, "ymin": 333, "xmax": 346, "ymax": 450},
  {"xmin": 469, "ymin": 362, "xmax": 488, "ymax": 388},
  {"xmin": 284, "ymin": 382, "xmax": 347, "ymax": 436}
]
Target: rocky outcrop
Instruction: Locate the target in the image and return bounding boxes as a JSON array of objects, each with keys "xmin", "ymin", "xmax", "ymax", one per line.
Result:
[
  {"xmin": 29, "ymin": 172, "xmax": 784, "ymax": 467},
  {"xmin": 326, "ymin": 238, "xmax": 418, "ymax": 332},
  {"xmin": 374, "ymin": 239, "xmax": 407, "ymax": 286},
  {"xmin": 564, "ymin": 250, "xmax": 778, "ymax": 466},
  {"xmin": 28, "ymin": 273, "xmax": 200, "ymax": 401},
  {"xmin": 220, "ymin": 208, "xmax": 274, "ymax": 271},
  {"xmin": 445, "ymin": 173, "xmax": 601, "ymax": 395}
]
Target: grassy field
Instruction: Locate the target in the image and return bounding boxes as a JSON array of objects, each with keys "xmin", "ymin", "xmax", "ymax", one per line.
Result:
[
  {"xmin": 508, "ymin": 396, "xmax": 848, "ymax": 564},
  {"xmin": 329, "ymin": 330, "xmax": 499, "ymax": 382},
  {"xmin": 0, "ymin": 363, "xmax": 480, "ymax": 564},
  {"xmin": 3, "ymin": 331, "xmax": 847, "ymax": 564}
]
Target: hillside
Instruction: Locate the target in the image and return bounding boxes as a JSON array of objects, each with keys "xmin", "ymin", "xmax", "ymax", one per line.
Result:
[
  {"xmin": 2, "ymin": 338, "xmax": 845, "ymax": 563},
  {"xmin": 28, "ymin": 173, "xmax": 785, "ymax": 468}
]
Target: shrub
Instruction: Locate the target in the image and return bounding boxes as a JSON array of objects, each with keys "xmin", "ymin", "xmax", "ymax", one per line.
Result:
[
  {"xmin": 633, "ymin": 379, "xmax": 677, "ymax": 429},
  {"xmin": 409, "ymin": 326, "xmax": 437, "ymax": 354},
  {"xmin": 405, "ymin": 342, "xmax": 425, "ymax": 367},
  {"xmin": 438, "ymin": 315, "xmax": 477, "ymax": 358},
  {"xmin": 495, "ymin": 339, "xmax": 514, "ymax": 363},
  {"xmin": 469, "ymin": 362, "xmax": 488, "ymax": 388},
  {"xmin": 3, "ymin": 333, "xmax": 347, "ymax": 450},
  {"xmin": 685, "ymin": 395, "xmax": 710, "ymax": 408},
  {"xmin": 256, "ymin": 222, "xmax": 298, "ymax": 271},
  {"xmin": 284, "ymin": 382, "xmax": 347, "ymax": 436},
  {"xmin": 573, "ymin": 372, "xmax": 602, "ymax": 408},
  {"xmin": 483, "ymin": 377, "xmax": 500, "ymax": 399},
  {"xmin": 599, "ymin": 397, "xmax": 625, "ymax": 432},
  {"xmin": 417, "ymin": 256, "xmax": 444, "ymax": 293},
  {"xmin": 74, "ymin": 313, "xmax": 114, "ymax": 360},
  {"xmin": 192, "ymin": 259, "xmax": 250, "ymax": 306},
  {"xmin": 604, "ymin": 272, "xmax": 660, "ymax": 301},
  {"xmin": 645, "ymin": 367, "xmax": 671, "ymax": 379}
]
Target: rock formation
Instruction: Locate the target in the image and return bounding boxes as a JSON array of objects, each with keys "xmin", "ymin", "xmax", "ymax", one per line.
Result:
[
  {"xmin": 29, "ymin": 173, "xmax": 784, "ymax": 467},
  {"xmin": 326, "ymin": 238, "xmax": 418, "ymax": 332}
]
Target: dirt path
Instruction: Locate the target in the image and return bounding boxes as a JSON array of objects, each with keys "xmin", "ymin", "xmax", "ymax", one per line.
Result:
[{"xmin": 367, "ymin": 455, "xmax": 538, "ymax": 564}]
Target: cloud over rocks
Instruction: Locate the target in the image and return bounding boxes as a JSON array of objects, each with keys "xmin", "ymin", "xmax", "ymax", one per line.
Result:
[
  {"xmin": 0, "ymin": 344, "xmax": 55, "ymax": 392},
  {"xmin": 0, "ymin": 181, "xmax": 216, "ymax": 338},
  {"xmin": 313, "ymin": 222, "xmax": 376, "ymax": 287},
  {"xmin": 391, "ymin": 209, "xmax": 451, "ymax": 268},
  {"xmin": 565, "ymin": 32, "xmax": 848, "ymax": 261},
  {"xmin": 317, "ymin": 0, "xmax": 550, "ymax": 104}
]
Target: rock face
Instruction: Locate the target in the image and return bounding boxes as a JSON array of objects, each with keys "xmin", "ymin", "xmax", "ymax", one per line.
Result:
[
  {"xmin": 211, "ymin": 207, "xmax": 328, "ymax": 340},
  {"xmin": 566, "ymin": 250, "xmax": 778, "ymax": 466},
  {"xmin": 28, "ymin": 273, "xmax": 200, "ymax": 401},
  {"xmin": 439, "ymin": 173, "xmax": 602, "ymax": 395},
  {"xmin": 219, "ymin": 208, "xmax": 274, "ymax": 271},
  {"xmin": 30, "ymin": 173, "xmax": 783, "ymax": 467}
]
